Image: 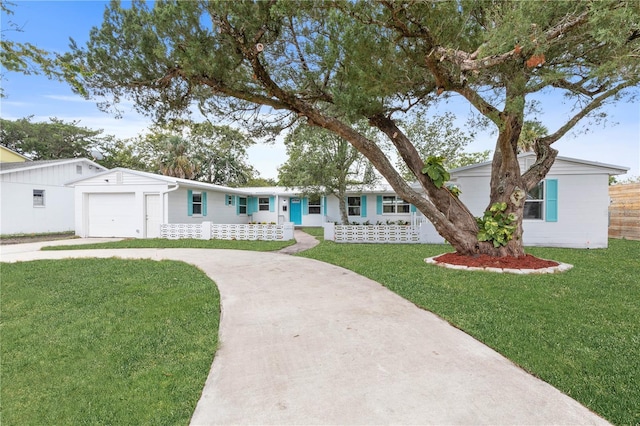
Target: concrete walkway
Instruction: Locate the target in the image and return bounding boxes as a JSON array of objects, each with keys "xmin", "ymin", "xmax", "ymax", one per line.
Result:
[
  {"xmin": 277, "ymin": 229, "xmax": 320, "ymax": 254},
  {"xmin": 1, "ymin": 240, "xmax": 608, "ymax": 425}
]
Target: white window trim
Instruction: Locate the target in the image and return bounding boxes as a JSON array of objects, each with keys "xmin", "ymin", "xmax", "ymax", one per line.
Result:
[
  {"xmin": 382, "ymin": 196, "xmax": 410, "ymax": 215},
  {"xmin": 347, "ymin": 196, "xmax": 361, "ymax": 216},
  {"xmin": 258, "ymin": 197, "xmax": 270, "ymax": 211},
  {"xmin": 308, "ymin": 197, "xmax": 321, "ymax": 215},
  {"xmin": 33, "ymin": 189, "xmax": 45, "ymax": 208},
  {"xmin": 192, "ymin": 191, "xmax": 203, "ymax": 217},
  {"xmin": 238, "ymin": 196, "xmax": 248, "ymax": 215},
  {"xmin": 523, "ymin": 181, "xmax": 544, "ymax": 221}
]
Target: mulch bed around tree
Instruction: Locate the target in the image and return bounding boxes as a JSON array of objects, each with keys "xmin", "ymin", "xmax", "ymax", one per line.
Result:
[{"xmin": 434, "ymin": 252, "xmax": 559, "ymax": 270}]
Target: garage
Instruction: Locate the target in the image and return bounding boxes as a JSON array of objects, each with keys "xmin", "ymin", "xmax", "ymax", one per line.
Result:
[{"xmin": 87, "ymin": 193, "xmax": 137, "ymax": 237}]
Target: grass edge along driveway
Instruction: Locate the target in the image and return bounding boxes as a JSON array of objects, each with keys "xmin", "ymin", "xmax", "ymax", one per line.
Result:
[
  {"xmin": 1, "ymin": 258, "xmax": 219, "ymax": 426},
  {"xmin": 298, "ymin": 238, "xmax": 640, "ymax": 425}
]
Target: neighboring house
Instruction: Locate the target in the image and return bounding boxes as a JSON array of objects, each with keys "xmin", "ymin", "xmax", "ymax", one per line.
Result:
[
  {"xmin": 0, "ymin": 146, "xmax": 30, "ymax": 163},
  {"xmin": 0, "ymin": 158, "xmax": 107, "ymax": 235},
  {"xmin": 448, "ymin": 153, "xmax": 628, "ymax": 248},
  {"xmin": 68, "ymin": 153, "xmax": 628, "ymax": 248}
]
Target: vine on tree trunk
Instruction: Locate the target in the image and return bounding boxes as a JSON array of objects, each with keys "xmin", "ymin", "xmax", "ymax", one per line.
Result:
[{"xmin": 476, "ymin": 202, "xmax": 517, "ymax": 248}]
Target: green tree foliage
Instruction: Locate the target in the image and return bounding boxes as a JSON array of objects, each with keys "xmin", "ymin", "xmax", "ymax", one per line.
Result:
[
  {"xmin": 395, "ymin": 112, "xmax": 484, "ymax": 179},
  {"xmin": 518, "ymin": 121, "xmax": 549, "ymax": 153},
  {"xmin": 134, "ymin": 121, "xmax": 257, "ymax": 186},
  {"xmin": 63, "ymin": 1, "xmax": 640, "ymax": 256},
  {"xmin": 278, "ymin": 122, "xmax": 379, "ymax": 224},
  {"xmin": 95, "ymin": 137, "xmax": 151, "ymax": 171},
  {"xmin": 446, "ymin": 151, "xmax": 492, "ymax": 170},
  {"xmin": 0, "ymin": 116, "xmax": 106, "ymax": 160}
]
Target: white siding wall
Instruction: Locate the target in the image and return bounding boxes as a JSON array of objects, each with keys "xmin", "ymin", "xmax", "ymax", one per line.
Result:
[
  {"xmin": 167, "ymin": 188, "xmax": 246, "ymax": 224},
  {"xmin": 1, "ymin": 161, "xmax": 103, "ymax": 235},
  {"xmin": 456, "ymin": 174, "xmax": 611, "ymax": 248},
  {"xmin": 73, "ymin": 182, "xmax": 168, "ymax": 238},
  {"xmin": 0, "ymin": 162, "xmax": 100, "ymax": 184},
  {"xmin": 1, "ymin": 182, "xmax": 74, "ymax": 234},
  {"xmin": 522, "ymin": 174, "xmax": 610, "ymax": 248}
]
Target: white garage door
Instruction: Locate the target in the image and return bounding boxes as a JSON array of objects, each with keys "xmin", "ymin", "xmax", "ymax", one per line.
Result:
[{"xmin": 88, "ymin": 193, "xmax": 137, "ymax": 237}]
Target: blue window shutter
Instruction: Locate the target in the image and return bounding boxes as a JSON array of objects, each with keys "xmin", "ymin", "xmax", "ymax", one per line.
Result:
[
  {"xmin": 269, "ymin": 196, "xmax": 275, "ymax": 212},
  {"xmin": 235, "ymin": 196, "xmax": 240, "ymax": 215},
  {"xmin": 187, "ymin": 190, "xmax": 193, "ymax": 216},
  {"xmin": 546, "ymin": 179, "xmax": 558, "ymax": 222},
  {"xmin": 410, "ymin": 204, "xmax": 416, "ymax": 213},
  {"xmin": 225, "ymin": 194, "xmax": 229, "ymax": 206},
  {"xmin": 202, "ymin": 192, "xmax": 208, "ymax": 216},
  {"xmin": 302, "ymin": 197, "xmax": 308, "ymax": 215},
  {"xmin": 247, "ymin": 197, "xmax": 254, "ymax": 215},
  {"xmin": 361, "ymin": 196, "xmax": 367, "ymax": 218},
  {"xmin": 376, "ymin": 196, "xmax": 382, "ymax": 215},
  {"xmin": 322, "ymin": 196, "xmax": 327, "ymax": 215}
]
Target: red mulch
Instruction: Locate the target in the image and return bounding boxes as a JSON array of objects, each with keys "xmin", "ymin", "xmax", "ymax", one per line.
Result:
[{"xmin": 434, "ymin": 252, "xmax": 559, "ymax": 270}]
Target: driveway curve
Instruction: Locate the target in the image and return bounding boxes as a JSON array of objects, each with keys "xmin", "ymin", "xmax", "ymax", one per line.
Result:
[{"xmin": 1, "ymin": 245, "xmax": 608, "ymax": 425}]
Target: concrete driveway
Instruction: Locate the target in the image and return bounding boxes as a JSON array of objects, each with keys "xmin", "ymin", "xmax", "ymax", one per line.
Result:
[{"xmin": 1, "ymin": 242, "xmax": 609, "ymax": 425}]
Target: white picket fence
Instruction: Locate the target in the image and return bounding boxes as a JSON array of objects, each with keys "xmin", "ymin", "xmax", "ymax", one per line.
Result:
[
  {"xmin": 160, "ymin": 222, "xmax": 295, "ymax": 241},
  {"xmin": 323, "ymin": 222, "xmax": 442, "ymax": 244}
]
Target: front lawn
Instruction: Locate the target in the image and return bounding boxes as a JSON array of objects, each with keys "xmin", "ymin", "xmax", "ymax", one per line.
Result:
[
  {"xmin": 1, "ymin": 258, "xmax": 219, "ymax": 426},
  {"xmin": 298, "ymin": 239, "xmax": 640, "ymax": 425},
  {"xmin": 42, "ymin": 237, "xmax": 294, "ymax": 251}
]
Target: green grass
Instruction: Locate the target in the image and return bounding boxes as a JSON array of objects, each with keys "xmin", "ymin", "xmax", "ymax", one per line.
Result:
[
  {"xmin": 1, "ymin": 258, "xmax": 219, "ymax": 426},
  {"xmin": 300, "ymin": 227, "xmax": 324, "ymax": 239},
  {"xmin": 298, "ymin": 239, "xmax": 640, "ymax": 425},
  {"xmin": 42, "ymin": 237, "xmax": 294, "ymax": 251}
]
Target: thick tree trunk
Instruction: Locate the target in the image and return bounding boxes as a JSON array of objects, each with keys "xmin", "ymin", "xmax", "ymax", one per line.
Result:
[{"xmin": 337, "ymin": 189, "xmax": 349, "ymax": 224}]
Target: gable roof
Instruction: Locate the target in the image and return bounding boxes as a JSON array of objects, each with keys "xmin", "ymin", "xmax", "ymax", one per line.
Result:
[
  {"xmin": 66, "ymin": 167, "xmax": 249, "ymax": 194},
  {"xmin": 0, "ymin": 146, "xmax": 30, "ymax": 162},
  {"xmin": 0, "ymin": 158, "xmax": 107, "ymax": 174},
  {"xmin": 449, "ymin": 152, "xmax": 628, "ymax": 176}
]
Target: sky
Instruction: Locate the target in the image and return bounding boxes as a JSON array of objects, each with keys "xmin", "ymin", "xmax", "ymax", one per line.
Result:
[{"xmin": 2, "ymin": 0, "xmax": 639, "ymax": 179}]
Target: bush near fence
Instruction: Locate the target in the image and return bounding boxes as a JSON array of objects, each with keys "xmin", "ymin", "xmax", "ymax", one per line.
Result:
[{"xmin": 609, "ymin": 183, "xmax": 640, "ymax": 241}]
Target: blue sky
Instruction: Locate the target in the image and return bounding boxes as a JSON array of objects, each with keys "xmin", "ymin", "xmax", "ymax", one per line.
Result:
[{"xmin": 2, "ymin": 0, "xmax": 639, "ymax": 179}]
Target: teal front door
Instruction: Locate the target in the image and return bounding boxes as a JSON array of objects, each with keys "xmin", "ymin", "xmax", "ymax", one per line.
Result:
[{"xmin": 290, "ymin": 197, "xmax": 302, "ymax": 225}]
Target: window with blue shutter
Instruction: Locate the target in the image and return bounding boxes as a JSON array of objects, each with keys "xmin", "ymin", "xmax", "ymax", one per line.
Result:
[
  {"xmin": 545, "ymin": 179, "xmax": 558, "ymax": 222},
  {"xmin": 308, "ymin": 197, "xmax": 321, "ymax": 214},
  {"xmin": 347, "ymin": 196, "xmax": 361, "ymax": 216},
  {"xmin": 237, "ymin": 197, "xmax": 247, "ymax": 215},
  {"xmin": 188, "ymin": 190, "xmax": 205, "ymax": 216}
]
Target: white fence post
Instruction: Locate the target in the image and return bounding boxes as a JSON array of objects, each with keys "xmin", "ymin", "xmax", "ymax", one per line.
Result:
[
  {"xmin": 283, "ymin": 222, "xmax": 295, "ymax": 240},
  {"xmin": 323, "ymin": 222, "xmax": 335, "ymax": 241},
  {"xmin": 201, "ymin": 221, "xmax": 212, "ymax": 240}
]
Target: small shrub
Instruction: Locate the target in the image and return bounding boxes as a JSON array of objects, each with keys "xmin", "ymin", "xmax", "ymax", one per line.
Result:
[{"xmin": 476, "ymin": 202, "xmax": 517, "ymax": 248}]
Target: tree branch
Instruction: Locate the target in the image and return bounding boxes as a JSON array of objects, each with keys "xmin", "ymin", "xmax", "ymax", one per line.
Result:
[{"xmin": 539, "ymin": 80, "xmax": 635, "ymax": 145}]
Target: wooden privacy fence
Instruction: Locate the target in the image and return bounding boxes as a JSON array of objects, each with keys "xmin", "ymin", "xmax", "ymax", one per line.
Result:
[{"xmin": 609, "ymin": 183, "xmax": 640, "ymax": 241}]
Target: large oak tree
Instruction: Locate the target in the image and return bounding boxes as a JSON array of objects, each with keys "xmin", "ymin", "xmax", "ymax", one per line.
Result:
[{"xmin": 64, "ymin": 0, "xmax": 639, "ymax": 256}]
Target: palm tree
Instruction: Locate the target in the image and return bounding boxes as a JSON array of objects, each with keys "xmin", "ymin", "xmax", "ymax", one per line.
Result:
[
  {"xmin": 158, "ymin": 136, "xmax": 199, "ymax": 179},
  {"xmin": 518, "ymin": 121, "xmax": 548, "ymax": 153}
]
